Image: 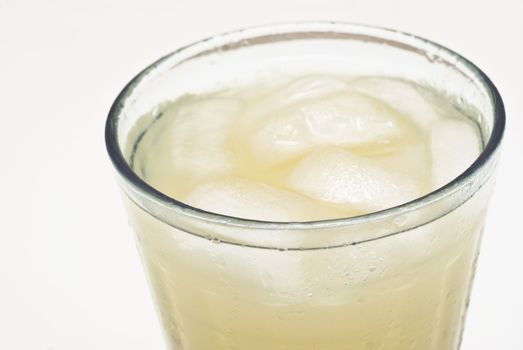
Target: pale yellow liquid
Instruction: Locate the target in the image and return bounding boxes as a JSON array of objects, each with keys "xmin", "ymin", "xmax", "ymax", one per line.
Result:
[{"xmin": 126, "ymin": 75, "xmax": 487, "ymax": 350}]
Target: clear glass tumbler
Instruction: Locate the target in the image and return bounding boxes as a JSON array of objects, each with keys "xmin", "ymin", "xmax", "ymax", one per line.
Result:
[{"xmin": 105, "ymin": 23, "xmax": 505, "ymax": 350}]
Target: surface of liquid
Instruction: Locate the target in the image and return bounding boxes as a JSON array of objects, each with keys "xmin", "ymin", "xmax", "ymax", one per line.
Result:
[
  {"xmin": 126, "ymin": 74, "xmax": 486, "ymax": 350},
  {"xmin": 130, "ymin": 74, "xmax": 481, "ymax": 221}
]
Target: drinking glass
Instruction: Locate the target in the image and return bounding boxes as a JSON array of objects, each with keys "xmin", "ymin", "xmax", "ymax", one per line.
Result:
[{"xmin": 105, "ymin": 22, "xmax": 505, "ymax": 350}]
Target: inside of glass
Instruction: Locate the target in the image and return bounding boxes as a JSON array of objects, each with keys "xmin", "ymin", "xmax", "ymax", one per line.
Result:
[{"xmin": 108, "ymin": 24, "xmax": 501, "ymax": 249}]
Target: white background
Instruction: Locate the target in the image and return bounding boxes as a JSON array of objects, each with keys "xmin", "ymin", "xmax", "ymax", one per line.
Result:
[{"xmin": 1, "ymin": 0, "xmax": 522, "ymax": 349}]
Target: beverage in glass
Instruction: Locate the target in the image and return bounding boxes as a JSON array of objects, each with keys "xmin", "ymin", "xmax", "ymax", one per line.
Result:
[{"xmin": 106, "ymin": 23, "xmax": 505, "ymax": 350}]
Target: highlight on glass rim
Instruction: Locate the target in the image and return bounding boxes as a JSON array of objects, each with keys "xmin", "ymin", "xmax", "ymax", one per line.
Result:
[{"xmin": 105, "ymin": 22, "xmax": 505, "ymax": 350}]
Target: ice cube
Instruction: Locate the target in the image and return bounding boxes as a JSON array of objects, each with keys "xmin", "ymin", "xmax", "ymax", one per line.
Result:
[
  {"xmin": 376, "ymin": 143, "xmax": 432, "ymax": 191},
  {"xmin": 245, "ymin": 89, "xmax": 406, "ymax": 166},
  {"xmin": 185, "ymin": 176, "xmax": 344, "ymax": 222},
  {"xmin": 143, "ymin": 97, "xmax": 241, "ymax": 197},
  {"xmin": 350, "ymin": 77, "xmax": 440, "ymax": 129},
  {"xmin": 237, "ymin": 75, "xmax": 348, "ymax": 165},
  {"xmin": 240, "ymin": 74, "xmax": 348, "ymax": 123},
  {"xmin": 430, "ymin": 118, "xmax": 481, "ymax": 189},
  {"xmin": 246, "ymin": 108, "xmax": 311, "ymax": 165},
  {"xmin": 287, "ymin": 148, "xmax": 423, "ymax": 212},
  {"xmin": 275, "ymin": 74, "xmax": 349, "ymax": 104},
  {"xmin": 301, "ymin": 92, "xmax": 405, "ymax": 146},
  {"xmin": 170, "ymin": 97, "xmax": 241, "ymax": 174}
]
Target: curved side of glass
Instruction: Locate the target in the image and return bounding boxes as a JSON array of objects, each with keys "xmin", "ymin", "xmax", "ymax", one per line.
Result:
[{"xmin": 105, "ymin": 22, "xmax": 504, "ymax": 350}]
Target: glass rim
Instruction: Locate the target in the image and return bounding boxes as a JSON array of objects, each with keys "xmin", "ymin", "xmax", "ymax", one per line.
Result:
[{"xmin": 105, "ymin": 21, "xmax": 505, "ymax": 231}]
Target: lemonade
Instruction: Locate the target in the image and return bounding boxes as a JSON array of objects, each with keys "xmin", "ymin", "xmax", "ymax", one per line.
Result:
[
  {"xmin": 129, "ymin": 75, "xmax": 480, "ymax": 217},
  {"xmin": 124, "ymin": 74, "xmax": 486, "ymax": 350}
]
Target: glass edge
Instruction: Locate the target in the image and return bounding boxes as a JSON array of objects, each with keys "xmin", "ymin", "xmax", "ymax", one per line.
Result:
[{"xmin": 105, "ymin": 21, "xmax": 506, "ymax": 231}]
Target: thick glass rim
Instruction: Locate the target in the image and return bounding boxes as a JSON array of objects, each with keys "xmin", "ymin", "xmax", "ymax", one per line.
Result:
[{"xmin": 105, "ymin": 21, "xmax": 505, "ymax": 231}]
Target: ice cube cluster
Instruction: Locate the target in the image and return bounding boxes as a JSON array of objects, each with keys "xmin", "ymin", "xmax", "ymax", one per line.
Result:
[{"xmin": 133, "ymin": 74, "xmax": 481, "ymax": 222}]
